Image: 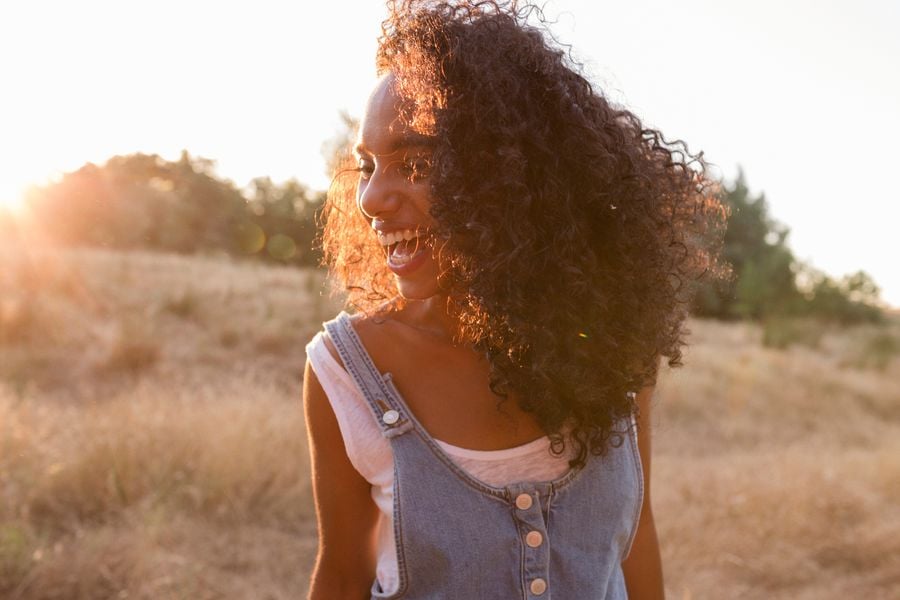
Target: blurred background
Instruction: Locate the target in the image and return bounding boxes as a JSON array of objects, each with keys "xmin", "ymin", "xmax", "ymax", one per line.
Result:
[{"xmin": 1, "ymin": 1, "xmax": 897, "ymax": 598}]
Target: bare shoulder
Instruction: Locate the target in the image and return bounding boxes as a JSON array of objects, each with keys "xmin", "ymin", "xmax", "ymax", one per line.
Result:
[
  {"xmin": 321, "ymin": 307, "xmax": 400, "ymax": 370},
  {"xmin": 347, "ymin": 308, "xmax": 407, "ymax": 348}
]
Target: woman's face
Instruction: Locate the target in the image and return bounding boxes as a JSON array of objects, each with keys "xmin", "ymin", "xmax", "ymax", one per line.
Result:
[{"xmin": 355, "ymin": 74, "xmax": 443, "ymax": 301}]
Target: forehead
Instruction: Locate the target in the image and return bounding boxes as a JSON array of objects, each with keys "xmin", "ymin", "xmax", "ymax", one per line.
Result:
[{"xmin": 356, "ymin": 74, "xmax": 432, "ymax": 154}]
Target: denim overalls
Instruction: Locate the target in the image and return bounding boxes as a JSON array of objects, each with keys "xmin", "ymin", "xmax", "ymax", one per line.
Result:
[{"xmin": 324, "ymin": 312, "xmax": 643, "ymax": 599}]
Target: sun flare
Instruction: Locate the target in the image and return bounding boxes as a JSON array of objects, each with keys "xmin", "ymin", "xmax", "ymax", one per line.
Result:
[{"xmin": 0, "ymin": 181, "xmax": 28, "ymax": 215}]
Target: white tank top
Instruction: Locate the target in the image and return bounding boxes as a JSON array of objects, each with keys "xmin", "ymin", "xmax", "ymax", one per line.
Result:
[{"xmin": 305, "ymin": 331, "xmax": 573, "ymax": 595}]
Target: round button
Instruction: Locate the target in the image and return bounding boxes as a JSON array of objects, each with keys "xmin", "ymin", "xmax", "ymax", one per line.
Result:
[
  {"xmin": 515, "ymin": 493, "xmax": 533, "ymax": 510},
  {"xmin": 525, "ymin": 530, "xmax": 543, "ymax": 548},
  {"xmin": 381, "ymin": 409, "xmax": 400, "ymax": 425},
  {"xmin": 530, "ymin": 578, "xmax": 547, "ymax": 595}
]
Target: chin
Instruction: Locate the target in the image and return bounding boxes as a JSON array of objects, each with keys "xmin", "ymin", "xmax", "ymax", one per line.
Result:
[{"xmin": 391, "ymin": 260, "xmax": 443, "ymax": 301}]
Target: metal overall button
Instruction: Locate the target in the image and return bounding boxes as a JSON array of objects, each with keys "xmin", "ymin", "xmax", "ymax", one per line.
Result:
[
  {"xmin": 515, "ymin": 493, "xmax": 533, "ymax": 510},
  {"xmin": 382, "ymin": 409, "xmax": 400, "ymax": 425}
]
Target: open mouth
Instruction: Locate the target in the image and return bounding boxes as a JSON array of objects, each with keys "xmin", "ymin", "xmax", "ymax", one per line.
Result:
[{"xmin": 378, "ymin": 228, "xmax": 432, "ymax": 266}]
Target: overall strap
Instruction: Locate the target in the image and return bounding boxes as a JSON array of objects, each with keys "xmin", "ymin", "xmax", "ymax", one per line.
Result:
[{"xmin": 323, "ymin": 312, "xmax": 412, "ymax": 438}]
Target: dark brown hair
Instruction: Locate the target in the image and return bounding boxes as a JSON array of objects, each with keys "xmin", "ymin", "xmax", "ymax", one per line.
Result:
[{"xmin": 321, "ymin": 0, "xmax": 726, "ymax": 467}]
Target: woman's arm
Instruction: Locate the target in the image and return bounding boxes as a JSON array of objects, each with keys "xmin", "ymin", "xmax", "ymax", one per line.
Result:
[
  {"xmin": 303, "ymin": 357, "xmax": 380, "ymax": 600},
  {"xmin": 622, "ymin": 385, "xmax": 666, "ymax": 599}
]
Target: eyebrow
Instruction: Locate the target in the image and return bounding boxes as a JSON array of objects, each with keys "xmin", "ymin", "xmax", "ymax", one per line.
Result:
[{"xmin": 354, "ymin": 133, "xmax": 436, "ymax": 156}]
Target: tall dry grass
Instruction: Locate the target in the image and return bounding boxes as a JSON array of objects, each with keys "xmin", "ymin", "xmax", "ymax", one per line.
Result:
[
  {"xmin": 1, "ymin": 384, "xmax": 315, "ymax": 599},
  {"xmin": 1, "ymin": 245, "xmax": 337, "ymax": 599},
  {"xmin": 1, "ymin": 244, "xmax": 898, "ymax": 598},
  {"xmin": 655, "ymin": 320, "xmax": 900, "ymax": 599}
]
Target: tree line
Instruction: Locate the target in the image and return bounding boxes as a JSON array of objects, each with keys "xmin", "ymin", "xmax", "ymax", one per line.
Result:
[
  {"xmin": 9, "ymin": 152, "xmax": 884, "ymax": 323},
  {"xmin": 19, "ymin": 151, "xmax": 325, "ymax": 266},
  {"xmin": 691, "ymin": 170, "xmax": 883, "ymax": 324}
]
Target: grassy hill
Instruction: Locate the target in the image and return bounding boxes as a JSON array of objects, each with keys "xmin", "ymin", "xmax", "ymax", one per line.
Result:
[{"xmin": 1, "ymin": 246, "xmax": 898, "ymax": 599}]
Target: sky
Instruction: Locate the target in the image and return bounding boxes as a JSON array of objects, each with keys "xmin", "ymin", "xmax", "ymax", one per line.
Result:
[{"xmin": 1, "ymin": 0, "xmax": 898, "ymax": 306}]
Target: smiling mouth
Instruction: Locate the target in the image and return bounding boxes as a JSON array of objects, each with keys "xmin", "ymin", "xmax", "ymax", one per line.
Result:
[
  {"xmin": 387, "ymin": 236, "xmax": 429, "ymax": 265},
  {"xmin": 378, "ymin": 228, "xmax": 432, "ymax": 260}
]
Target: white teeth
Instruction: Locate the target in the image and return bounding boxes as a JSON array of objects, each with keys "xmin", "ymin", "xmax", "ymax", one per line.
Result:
[
  {"xmin": 389, "ymin": 242, "xmax": 425, "ymax": 265},
  {"xmin": 377, "ymin": 228, "xmax": 422, "ymax": 247}
]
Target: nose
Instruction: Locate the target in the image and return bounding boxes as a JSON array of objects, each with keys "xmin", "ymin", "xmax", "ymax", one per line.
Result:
[{"xmin": 357, "ymin": 166, "xmax": 402, "ymax": 220}]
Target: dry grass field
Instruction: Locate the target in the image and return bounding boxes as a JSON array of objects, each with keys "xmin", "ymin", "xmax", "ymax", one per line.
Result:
[{"xmin": 1, "ymin": 245, "xmax": 898, "ymax": 599}]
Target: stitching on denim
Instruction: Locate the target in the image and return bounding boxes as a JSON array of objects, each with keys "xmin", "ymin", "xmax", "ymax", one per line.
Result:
[
  {"xmin": 325, "ymin": 314, "xmax": 408, "ymax": 435},
  {"xmin": 326, "ymin": 311, "xmax": 636, "ymax": 595},
  {"xmin": 366, "ymin": 459, "xmax": 408, "ymax": 600},
  {"xmin": 390, "ymin": 458, "xmax": 409, "ymax": 598},
  {"xmin": 549, "ymin": 415, "xmax": 635, "ymax": 497},
  {"xmin": 548, "ymin": 459, "xmax": 588, "ymax": 495},
  {"xmin": 375, "ymin": 349, "xmax": 521, "ymax": 501},
  {"xmin": 324, "ymin": 317, "xmax": 386, "ymax": 419},
  {"xmin": 336, "ymin": 313, "xmax": 399, "ymax": 405},
  {"xmin": 337, "ymin": 316, "xmax": 413, "ymax": 435},
  {"xmin": 545, "ymin": 488, "xmax": 554, "ymax": 557},
  {"xmin": 383, "ymin": 369, "xmax": 581, "ymax": 501},
  {"xmin": 413, "ymin": 427, "xmax": 512, "ymax": 501},
  {"xmin": 621, "ymin": 413, "xmax": 644, "ymax": 561},
  {"xmin": 518, "ymin": 515, "xmax": 527, "ymax": 600},
  {"xmin": 332, "ymin": 312, "xmax": 580, "ymax": 501},
  {"xmin": 338, "ymin": 313, "xmax": 397, "ymax": 409}
]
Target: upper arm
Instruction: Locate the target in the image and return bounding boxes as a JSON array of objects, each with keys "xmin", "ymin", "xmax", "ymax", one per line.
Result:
[
  {"xmin": 621, "ymin": 383, "xmax": 665, "ymax": 598},
  {"xmin": 303, "ymin": 355, "xmax": 379, "ymax": 598}
]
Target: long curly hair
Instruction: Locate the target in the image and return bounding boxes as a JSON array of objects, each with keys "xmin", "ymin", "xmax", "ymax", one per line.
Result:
[{"xmin": 321, "ymin": 0, "xmax": 727, "ymax": 467}]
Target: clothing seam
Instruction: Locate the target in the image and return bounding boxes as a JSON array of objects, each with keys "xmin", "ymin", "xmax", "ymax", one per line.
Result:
[
  {"xmin": 389, "ymin": 458, "xmax": 409, "ymax": 598},
  {"xmin": 435, "ymin": 436, "xmax": 552, "ymax": 461},
  {"xmin": 325, "ymin": 314, "xmax": 401, "ymax": 429},
  {"xmin": 315, "ymin": 332, "xmax": 552, "ymax": 462},
  {"xmin": 334, "ymin": 311, "xmax": 589, "ymax": 500},
  {"xmin": 379, "ymin": 375, "xmax": 516, "ymax": 501},
  {"xmin": 516, "ymin": 510, "xmax": 526, "ymax": 600},
  {"xmin": 543, "ymin": 488, "xmax": 554, "ymax": 599},
  {"xmin": 381, "ymin": 366, "xmax": 593, "ymax": 500},
  {"xmin": 306, "ymin": 336, "xmax": 369, "ymax": 478},
  {"xmin": 319, "ymin": 312, "xmax": 636, "ymax": 597},
  {"xmin": 621, "ymin": 412, "xmax": 644, "ymax": 561}
]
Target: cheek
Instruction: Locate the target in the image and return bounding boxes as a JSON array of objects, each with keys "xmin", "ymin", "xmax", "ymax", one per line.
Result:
[{"xmin": 414, "ymin": 189, "xmax": 436, "ymax": 218}]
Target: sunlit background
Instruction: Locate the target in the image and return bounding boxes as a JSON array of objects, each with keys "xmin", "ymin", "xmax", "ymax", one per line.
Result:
[
  {"xmin": 2, "ymin": 3, "xmax": 899, "ymax": 599},
  {"xmin": 1, "ymin": 0, "xmax": 898, "ymax": 304}
]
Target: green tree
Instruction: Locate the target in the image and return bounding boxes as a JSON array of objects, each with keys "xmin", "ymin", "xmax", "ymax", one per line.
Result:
[
  {"xmin": 693, "ymin": 170, "xmax": 884, "ymax": 324},
  {"xmin": 242, "ymin": 176, "xmax": 324, "ymax": 265},
  {"xmin": 693, "ymin": 169, "xmax": 800, "ymax": 319},
  {"xmin": 27, "ymin": 151, "xmax": 246, "ymax": 255},
  {"xmin": 799, "ymin": 267, "xmax": 883, "ymax": 324}
]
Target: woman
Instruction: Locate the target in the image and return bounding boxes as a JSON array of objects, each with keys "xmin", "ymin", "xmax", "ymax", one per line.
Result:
[{"xmin": 304, "ymin": 1, "xmax": 725, "ymax": 598}]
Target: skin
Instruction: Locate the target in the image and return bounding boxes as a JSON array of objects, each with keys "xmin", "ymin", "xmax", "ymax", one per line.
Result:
[
  {"xmin": 354, "ymin": 73, "xmax": 444, "ymax": 306},
  {"xmin": 304, "ymin": 74, "xmax": 665, "ymax": 599}
]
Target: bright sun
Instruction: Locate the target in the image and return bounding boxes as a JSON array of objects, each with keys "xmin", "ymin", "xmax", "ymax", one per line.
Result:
[{"xmin": 0, "ymin": 181, "xmax": 29, "ymax": 214}]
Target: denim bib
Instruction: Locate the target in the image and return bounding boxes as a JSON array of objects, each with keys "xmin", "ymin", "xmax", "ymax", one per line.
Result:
[{"xmin": 324, "ymin": 312, "xmax": 643, "ymax": 599}]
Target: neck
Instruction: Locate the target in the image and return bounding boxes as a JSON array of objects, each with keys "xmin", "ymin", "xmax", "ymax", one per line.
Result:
[{"xmin": 402, "ymin": 295, "xmax": 465, "ymax": 345}]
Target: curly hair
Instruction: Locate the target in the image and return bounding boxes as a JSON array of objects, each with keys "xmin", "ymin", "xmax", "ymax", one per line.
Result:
[{"xmin": 320, "ymin": 0, "xmax": 726, "ymax": 468}]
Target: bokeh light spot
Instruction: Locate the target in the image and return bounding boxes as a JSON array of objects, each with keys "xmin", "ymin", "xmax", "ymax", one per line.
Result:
[
  {"xmin": 267, "ymin": 234, "xmax": 297, "ymax": 261},
  {"xmin": 234, "ymin": 221, "xmax": 266, "ymax": 254}
]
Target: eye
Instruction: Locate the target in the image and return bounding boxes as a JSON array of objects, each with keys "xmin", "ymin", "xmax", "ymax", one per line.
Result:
[
  {"xmin": 401, "ymin": 154, "xmax": 432, "ymax": 182},
  {"xmin": 356, "ymin": 157, "xmax": 375, "ymax": 180}
]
